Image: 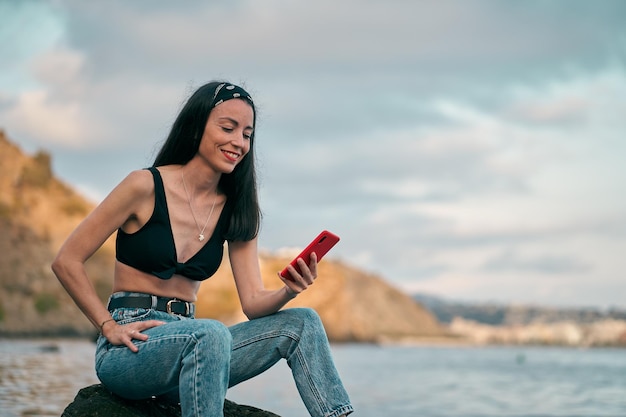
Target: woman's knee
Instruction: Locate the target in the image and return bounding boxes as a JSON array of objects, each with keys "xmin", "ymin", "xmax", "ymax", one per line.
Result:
[
  {"xmin": 287, "ymin": 307, "xmax": 321, "ymax": 321},
  {"xmin": 192, "ymin": 319, "xmax": 232, "ymax": 352},
  {"xmin": 282, "ymin": 308, "xmax": 325, "ymax": 333}
]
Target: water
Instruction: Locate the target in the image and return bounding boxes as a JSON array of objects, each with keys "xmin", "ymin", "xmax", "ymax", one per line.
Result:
[
  {"xmin": 0, "ymin": 339, "xmax": 99, "ymax": 417},
  {"xmin": 1, "ymin": 339, "xmax": 625, "ymax": 417}
]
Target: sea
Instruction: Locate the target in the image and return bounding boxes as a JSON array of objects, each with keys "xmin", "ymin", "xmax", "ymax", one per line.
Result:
[{"xmin": 0, "ymin": 339, "xmax": 624, "ymax": 417}]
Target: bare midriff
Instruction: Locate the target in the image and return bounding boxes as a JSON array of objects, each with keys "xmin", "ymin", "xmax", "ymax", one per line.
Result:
[{"xmin": 112, "ymin": 261, "xmax": 201, "ymax": 302}]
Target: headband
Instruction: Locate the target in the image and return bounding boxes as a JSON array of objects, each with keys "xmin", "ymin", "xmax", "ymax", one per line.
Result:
[{"xmin": 212, "ymin": 83, "xmax": 253, "ymax": 108}]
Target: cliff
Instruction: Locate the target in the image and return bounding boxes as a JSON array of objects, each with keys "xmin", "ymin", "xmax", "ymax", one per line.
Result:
[
  {"xmin": 0, "ymin": 130, "xmax": 114, "ymax": 336},
  {"xmin": 449, "ymin": 317, "xmax": 626, "ymax": 347},
  {"xmin": 415, "ymin": 293, "xmax": 626, "ymax": 347},
  {"xmin": 0, "ymin": 130, "xmax": 448, "ymax": 342},
  {"xmin": 414, "ymin": 293, "xmax": 626, "ymax": 325},
  {"xmin": 196, "ymin": 251, "xmax": 447, "ymax": 342}
]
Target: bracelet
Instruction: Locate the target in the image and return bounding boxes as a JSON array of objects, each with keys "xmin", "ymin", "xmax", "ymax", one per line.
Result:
[{"xmin": 99, "ymin": 318, "xmax": 115, "ymax": 331}]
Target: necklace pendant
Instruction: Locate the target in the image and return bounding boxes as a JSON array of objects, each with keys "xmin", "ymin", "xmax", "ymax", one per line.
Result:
[{"xmin": 198, "ymin": 234, "xmax": 205, "ymax": 242}]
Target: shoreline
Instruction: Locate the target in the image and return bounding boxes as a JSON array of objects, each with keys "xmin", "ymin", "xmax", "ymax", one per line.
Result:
[{"xmin": 3, "ymin": 333, "xmax": 625, "ymax": 350}]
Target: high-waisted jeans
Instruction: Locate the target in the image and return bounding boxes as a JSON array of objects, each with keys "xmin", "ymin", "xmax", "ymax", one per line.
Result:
[{"xmin": 95, "ymin": 292, "xmax": 353, "ymax": 417}]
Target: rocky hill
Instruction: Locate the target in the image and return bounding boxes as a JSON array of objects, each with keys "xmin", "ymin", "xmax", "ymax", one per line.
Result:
[
  {"xmin": 197, "ymin": 252, "xmax": 448, "ymax": 343},
  {"xmin": 413, "ymin": 293, "xmax": 626, "ymax": 325},
  {"xmin": 0, "ymin": 131, "xmax": 115, "ymax": 336},
  {"xmin": 0, "ymin": 130, "xmax": 448, "ymax": 342},
  {"xmin": 414, "ymin": 293, "xmax": 626, "ymax": 347}
]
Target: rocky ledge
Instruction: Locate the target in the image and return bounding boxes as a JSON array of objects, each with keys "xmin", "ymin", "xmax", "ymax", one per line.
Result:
[{"xmin": 62, "ymin": 384, "xmax": 280, "ymax": 417}]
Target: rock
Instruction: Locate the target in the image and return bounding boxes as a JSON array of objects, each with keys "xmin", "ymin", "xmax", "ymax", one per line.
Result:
[{"xmin": 61, "ymin": 384, "xmax": 280, "ymax": 417}]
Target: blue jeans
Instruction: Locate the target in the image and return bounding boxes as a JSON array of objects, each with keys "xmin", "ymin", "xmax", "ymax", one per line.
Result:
[{"xmin": 95, "ymin": 292, "xmax": 353, "ymax": 417}]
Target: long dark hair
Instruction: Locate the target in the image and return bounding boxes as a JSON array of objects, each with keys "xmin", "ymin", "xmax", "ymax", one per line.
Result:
[{"xmin": 153, "ymin": 81, "xmax": 260, "ymax": 241}]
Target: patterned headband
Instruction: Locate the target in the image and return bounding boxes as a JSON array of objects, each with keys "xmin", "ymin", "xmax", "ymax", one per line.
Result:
[{"xmin": 212, "ymin": 83, "xmax": 253, "ymax": 108}]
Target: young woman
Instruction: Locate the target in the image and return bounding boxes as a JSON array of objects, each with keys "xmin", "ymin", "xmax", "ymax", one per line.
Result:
[{"xmin": 52, "ymin": 81, "xmax": 353, "ymax": 417}]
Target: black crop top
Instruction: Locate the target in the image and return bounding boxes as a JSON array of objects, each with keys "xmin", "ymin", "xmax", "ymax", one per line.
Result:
[{"xmin": 115, "ymin": 167, "xmax": 231, "ymax": 281}]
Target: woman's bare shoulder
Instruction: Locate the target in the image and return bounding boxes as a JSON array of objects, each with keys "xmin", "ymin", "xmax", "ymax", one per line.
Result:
[{"xmin": 117, "ymin": 169, "xmax": 155, "ymax": 197}]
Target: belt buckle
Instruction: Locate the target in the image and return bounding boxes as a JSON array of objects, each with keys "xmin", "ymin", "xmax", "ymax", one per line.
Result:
[{"xmin": 166, "ymin": 299, "xmax": 189, "ymax": 316}]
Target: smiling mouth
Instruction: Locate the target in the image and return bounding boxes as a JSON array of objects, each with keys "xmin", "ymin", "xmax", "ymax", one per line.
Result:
[{"xmin": 222, "ymin": 150, "xmax": 240, "ymax": 161}]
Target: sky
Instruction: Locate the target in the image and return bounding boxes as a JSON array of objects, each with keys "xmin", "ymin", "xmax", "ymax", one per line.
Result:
[{"xmin": 1, "ymin": 0, "xmax": 625, "ymax": 309}]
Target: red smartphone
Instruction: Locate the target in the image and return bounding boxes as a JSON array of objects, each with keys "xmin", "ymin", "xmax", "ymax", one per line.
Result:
[{"xmin": 280, "ymin": 230, "xmax": 340, "ymax": 281}]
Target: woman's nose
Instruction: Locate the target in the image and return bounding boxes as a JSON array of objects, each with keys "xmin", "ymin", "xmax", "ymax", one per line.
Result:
[{"xmin": 232, "ymin": 131, "xmax": 246, "ymax": 148}]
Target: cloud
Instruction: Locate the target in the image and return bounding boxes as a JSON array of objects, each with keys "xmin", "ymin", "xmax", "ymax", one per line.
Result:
[
  {"xmin": 1, "ymin": 0, "xmax": 625, "ymax": 308},
  {"xmin": 3, "ymin": 89, "xmax": 85, "ymax": 146},
  {"xmin": 403, "ymin": 230, "xmax": 626, "ymax": 308},
  {"xmin": 1, "ymin": 46, "xmax": 89, "ymax": 146},
  {"xmin": 257, "ymin": 67, "xmax": 626, "ymax": 309},
  {"xmin": 0, "ymin": 0, "xmax": 65, "ymax": 89},
  {"xmin": 483, "ymin": 250, "xmax": 591, "ymax": 274}
]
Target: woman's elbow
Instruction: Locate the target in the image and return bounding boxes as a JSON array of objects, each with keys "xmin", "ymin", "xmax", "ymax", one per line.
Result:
[
  {"xmin": 241, "ymin": 305, "xmax": 257, "ymax": 321},
  {"xmin": 241, "ymin": 302, "xmax": 269, "ymax": 321},
  {"xmin": 51, "ymin": 252, "xmax": 71, "ymax": 279},
  {"xmin": 51, "ymin": 254, "xmax": 64, "ymax": 277}
]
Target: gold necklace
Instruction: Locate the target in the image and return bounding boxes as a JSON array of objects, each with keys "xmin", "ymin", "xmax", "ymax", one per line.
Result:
[{"xmin": 181, "ymin": 169, "xmax": 217, "ymax": 242}]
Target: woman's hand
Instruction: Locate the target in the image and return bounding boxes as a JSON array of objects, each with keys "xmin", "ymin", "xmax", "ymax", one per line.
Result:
[
  {"xmin": 102, "ymin": 320, "xmax": 166, "ymax": 353},
  {"xmin": 278, "ymin": 252, "xmax": 318, "ymax": 297}
]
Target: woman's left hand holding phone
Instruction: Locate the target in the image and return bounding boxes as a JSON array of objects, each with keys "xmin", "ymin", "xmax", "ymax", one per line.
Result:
[{"xmin": 278, "ymin": 252, "xmax": 318, "ymax": 297}]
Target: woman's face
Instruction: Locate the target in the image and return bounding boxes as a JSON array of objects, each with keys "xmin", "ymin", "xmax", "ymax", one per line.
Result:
[{"xmin": 199, "ymin": 99, "xmax": 254, "ymax": 174}]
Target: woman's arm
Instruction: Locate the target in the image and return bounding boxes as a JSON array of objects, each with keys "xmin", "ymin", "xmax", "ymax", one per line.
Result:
[
  {"xmin": 51, "ymin": 170, "xmax": 163, "ymax": 351},
  {"xmin": 229, "ymin": 238, "xmax": 318, "ymax": 319}
]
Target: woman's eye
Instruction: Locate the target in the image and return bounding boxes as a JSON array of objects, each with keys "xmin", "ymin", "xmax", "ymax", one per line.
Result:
[
  {"xmin": 243, "ymin": 133, "xmax": 252, "ymax": 140},
  {"xmin": 221, "ymin": 127, "xmax": 234, "ymax": 133}
]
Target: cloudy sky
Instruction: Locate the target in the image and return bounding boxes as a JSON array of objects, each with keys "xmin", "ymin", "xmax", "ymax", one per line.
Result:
[{"xmin": 2, "ymin": 0, "xmax": 625, "ymax": 308}]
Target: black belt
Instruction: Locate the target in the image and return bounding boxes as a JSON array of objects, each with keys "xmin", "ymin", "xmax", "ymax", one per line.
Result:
[{"xmin": 108, "ymin": 294, "xmax": 195, "ymax": 317}]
